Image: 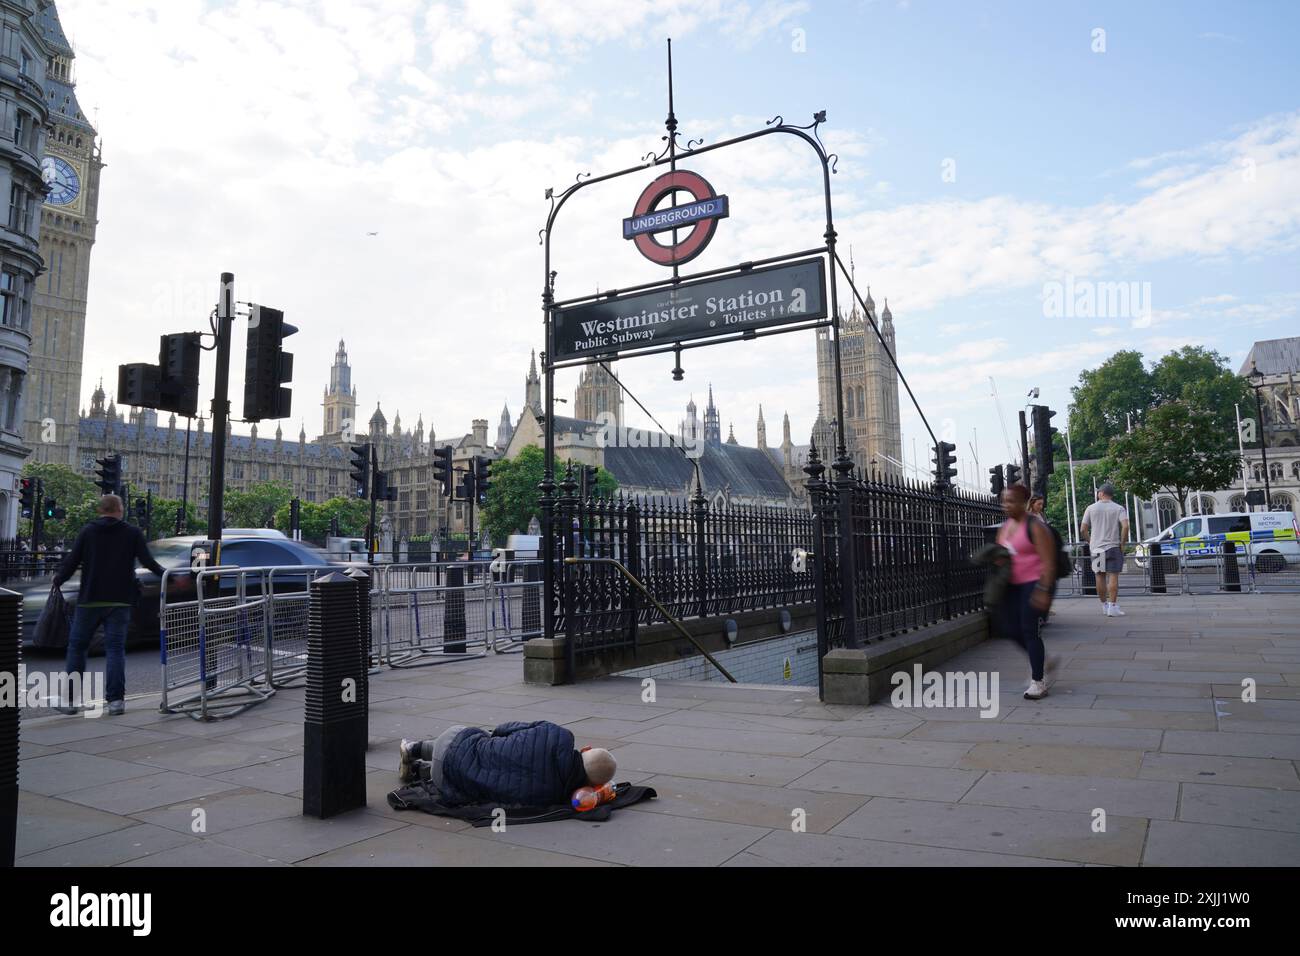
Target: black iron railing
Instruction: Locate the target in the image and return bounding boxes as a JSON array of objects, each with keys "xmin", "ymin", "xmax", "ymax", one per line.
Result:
[
  {"xmin": 0, "ymin": 540, "xmax": 67, "ymax": 584},
  {"xmin": 804, "ymin": 444, "xmax": 1001, "ymax": 653},
  {"xmin": 549, "ymin": 465, "xmax": 815, "ymax": 664}
]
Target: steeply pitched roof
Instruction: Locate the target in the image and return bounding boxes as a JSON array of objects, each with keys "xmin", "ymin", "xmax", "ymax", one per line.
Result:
[
  {"xmin": 603, "ymin": 443, "xmax": 792, "ymax": 500},
  {"xmin": 1241, "ymin": 337, "xmax": 1300, "ymax": 377}
]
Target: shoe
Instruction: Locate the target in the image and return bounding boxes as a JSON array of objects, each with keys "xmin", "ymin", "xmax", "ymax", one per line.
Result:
[
  {"xmin": 1110, "ymin": 604, "xmax": 1125, "ymax": 616},
  {"xmin": 108, "ymin": 700, "xmax": 125, "ymax": 717},
  {"xmin": 1104, "ymin": 603, "xmax": 1114, "ymax": 617},
  {"xmin": 1045, "ymin": 655, "xmax": 1060, "ymax": 682},
  {"xmin": 1024, "ymin": 680, "xmax": 1048, "ymax": 700},
  {"xmin": 53, "ymin": 700, "xmax": 79, "ymax": 716},
  {"xmin": 1101, "ymin": 602, "xmax": 1111, "ymax": 615},
  {"xmin": 398, "ymin": 739, "xmax": 424, "ymax": 783}
]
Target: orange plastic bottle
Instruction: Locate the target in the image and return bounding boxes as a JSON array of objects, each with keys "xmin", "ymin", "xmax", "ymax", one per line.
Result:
[{"xmin": 571, "ymin": 782, "xmax": 617, "ymax": 811}]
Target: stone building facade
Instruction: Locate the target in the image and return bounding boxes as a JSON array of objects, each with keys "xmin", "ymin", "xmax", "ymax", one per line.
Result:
[
  {"xmin": 0, "ymin": 0, "xmax": 55, "ymax": 537},
  {"xmin": 23, "ymin": 0, "xmax": 99, "ymax": 472}
]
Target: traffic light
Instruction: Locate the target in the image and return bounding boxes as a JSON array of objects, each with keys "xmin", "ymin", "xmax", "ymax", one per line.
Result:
[
  {"xmin": 581, "ymin": 464, "xmax": 599, "ymax": 497},
  {"xmin": 135, "ymin": 498, "xmax": 148, "ymax": 521},
  {"xmin": 19, "ymin": 477, "xmax": 35, "ymax": 518},
  {"xmin": 1005, "ymin": 463, "xmax": 1022, "ymax": 487},
  {"xmin": 989, "ymin": 464, "xmax": 1005, "ymax": 496},
  {"xmin": 474, "ymin": 456, "xmax": 492, "ymax": 505},
  {"xmin": 159, "ymin": 331, "xmax": 201, "ymax": 417},
  {"xmin": 374, "ymin": 472, "xmax": 398, "ymax": 503},
  {"xmin": 94, "ymin": 454, "xmax": 121, "ymax": 496},
  {"xmin": 349, "ymin": 443, "xmax": 371, "ymax": 499},
  {"xmin": 1031, "ymin": 405, "xmax": 1057, "ymax": 488},
  {"xmin": 118, "ymin": 362, "xmax": 161, "ymax": 408},
  {"xmin": 290, "ymin": 497, "xmax": 301, "ymax": 537},
  {"xmin": 42, "ymin": 498, "xmax": 58, "ymax": 520},
  {"xmin": 432, "ymin": 445, "xmax": 453, "ymax": 497},
  {"xmin": 459, "ymin": 469, "xmax": 475, "ymax": 502},
  {"xmin": 931, "ymin": 441, "xmax": 957, "ymax": 487},
  {"xmin": 243, "ymin": 305, "xmax": 296, "ymax": 421}
]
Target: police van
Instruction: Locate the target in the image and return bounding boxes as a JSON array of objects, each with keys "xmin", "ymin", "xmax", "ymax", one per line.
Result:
[{"xmin": 1134, "ymin": 511, "xmax": 1299, "ymax": 571}]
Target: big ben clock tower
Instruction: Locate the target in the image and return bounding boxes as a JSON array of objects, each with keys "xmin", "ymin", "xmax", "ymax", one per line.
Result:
[{"xmin": 25, "ymin": 2, "xmax": 103, "ymax": 466}]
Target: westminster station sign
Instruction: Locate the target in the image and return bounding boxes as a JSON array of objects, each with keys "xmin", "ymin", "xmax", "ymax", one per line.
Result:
[{"xmin": 553, "ymin": 258, "xmax": 827, "ymax": 360}]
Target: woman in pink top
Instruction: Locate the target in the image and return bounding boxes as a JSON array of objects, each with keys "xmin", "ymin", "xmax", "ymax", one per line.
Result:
[{"xmin": 995, "ymin": 484, "xmax": 1057, "ymax": 699}]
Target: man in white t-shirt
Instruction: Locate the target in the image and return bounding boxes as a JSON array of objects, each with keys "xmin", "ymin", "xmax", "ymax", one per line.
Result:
[{"xmin": 1080, "ymin": 483, "xmax": 1130, "ymax": 617}]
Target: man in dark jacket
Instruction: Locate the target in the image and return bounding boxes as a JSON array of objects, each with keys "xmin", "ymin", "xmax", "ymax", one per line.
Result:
[
  {"xmin": 53, "ymin": 495, "xmax": 165, "ymax": 716},
  {"xmin": 397, "ymin": 721, "xmax": 616, "ymax": 807}
]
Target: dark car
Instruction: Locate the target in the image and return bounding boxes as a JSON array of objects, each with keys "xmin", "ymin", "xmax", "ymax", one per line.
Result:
[{"xmin": 21, "ymin": 530, "xmax": 335, "ymax": 654}]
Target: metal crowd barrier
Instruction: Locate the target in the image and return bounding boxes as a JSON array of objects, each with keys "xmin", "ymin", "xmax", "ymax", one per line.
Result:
[
  {"xmin": 372, "ymin": 559, "xmax": 543, "ymax": 666},
  {"xmin": 1052, "ymin": 540, "xmax": 1299, "ymax": 598}
]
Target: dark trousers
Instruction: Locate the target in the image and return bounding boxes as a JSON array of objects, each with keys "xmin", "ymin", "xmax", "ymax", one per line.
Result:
[
  {"xmin": 999, "ymin": 582, "xmax": 1045, "ymax": 681},
  {"xmin": 65, "ymin": 605, "xmax": 131, "ymax": 703}
]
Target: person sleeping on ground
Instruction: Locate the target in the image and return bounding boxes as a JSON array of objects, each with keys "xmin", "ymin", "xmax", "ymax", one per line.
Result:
[{"xmin": 398, "ymin": 720, "xmax": 617, "ymax": 808}]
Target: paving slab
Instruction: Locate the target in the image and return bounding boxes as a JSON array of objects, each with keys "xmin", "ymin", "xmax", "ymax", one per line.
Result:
[
  {"xmin": 18, "ymin": 823, "xmax": 195, "ymax": 867},
  {"xmin": 209, "ymin": 755, "xmax": 306, "ymax": 794},
  {"xmin": 105, "ymin": 737, "xmax": 295, "ymax": 776},
  {"xmin": 619, "ymin": 723, "xmax": 828, "ymax": 757},
  {"xmin": 118, "ymin": 842, "xmax": 290, "ymax": 866},
  {"xmin": 209, "ymin": 810, "xmax": 408, "ymax": 863},
  {"xmin": 804, "ymin": 736, "xmax": 975, "ymax": 768},
  {"xmin": 62, "ymin": 771, "xmax": 241, "ymax": 815},
  {"xmin": 15, "ymin": 792, "xmax": 136, "ymax": 857},
  {"xmin": 131, "ymin": 788, "xmax": 305, "ymax": 835},
  {"xmin": 791, "ymin": 760, "xmax": 983, "ymax": 802},
  {"xmin": 1143, "ymin": 820, "xmax": 1300, "ymax": 866},
  {"xmin": 959, "ymin": 770, "xmax": 1180, "ymax": 819},
  {"xmin": 19, "ymin": 751, "xmax": 166, "ymax": 797},
  {"xmin": 829, "ymin": 796, "xmax": 1147, "ymax": 866},
  {"xmin": 610, "ymin": 742, "xmax": 823, "ymax": 787},
  {"xmin": 1139, "ymin": 752, "xmax": 1300, "ymax": 789},
  {"xmin": 1176, "ymin": 783, "xmax": 1300, "ymax": 833},
  {"xmin": 957, "ymin": 742, "xmax": 1144, "ymax": 778},
  {"xmin": 631, "ymin": 773, "xmax": 866, "ymax": 832},
  {"xmin": 724, "ymin": 829, "xmax": 1081, "ymax": 867},
  {"xmin": 1161, "ymin": 729, "xmax": 1300, "ymax": 760},
  {"xmin": 907, "ymin": 720, "xmax": 1165, "ymax": 751}
]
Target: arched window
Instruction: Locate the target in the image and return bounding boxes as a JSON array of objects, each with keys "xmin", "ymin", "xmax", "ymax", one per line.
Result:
[
  {"xmin": 1253, "ymin": 463, "xmax": 1265, "ymax": 481},
  {"xmin": 1191, "ymin": 494, "xmax": 1216, "ymax": 515},
  {"xmin": 1269, "ymin": 461, "xmax": 1284, "ymax": 481},
  {"xmin": 1270, "ymin": 493, "xmax": 1294, "ymax": 512},
  {"xmin": 1291, "ymin": 460, "xmax": 1300, "ymax": 481},
  {"xmin": 1157, "ymin": 497, "xmax": 1178, "ymax": 530},
  {"xmin": 1228, "ymin": 494, "xmax": 1247, "ymax": 513}
]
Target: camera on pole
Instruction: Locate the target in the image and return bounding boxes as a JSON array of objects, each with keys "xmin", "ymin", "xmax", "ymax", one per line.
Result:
[
  {"xmin": 349, "ymin": 443, "xmax": 371, "ymax": 499},
  {"xmin": 433, "ymin": 445, "xmax": 453, "ymax": 497},
  {"xmin": 989, "ymin": 464, "xmax": 1005, "ymax": 496},
  {"xmin": 931, "ymin": 441, "xmax": 957, "ymax": 488},
  {"xmin": 243, "ymin": 305, "xmax": 296, "ymax": 421}
]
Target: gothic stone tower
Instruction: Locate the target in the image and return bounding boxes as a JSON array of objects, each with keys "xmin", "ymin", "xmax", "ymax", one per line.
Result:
[
  {"xmin": 26, "ymin": 1, "xmax": 103, "ymax": 467},
  {"xmin": 320, "ymin": 339, "xmax": 357, "ymax": 443},
  {"xmin": 574, "ymin": 361, "xmax": 622, "ymax": 426},
  {"xmin": 815, "ymin": 287, "xmax": 903, "ymax": 474}
]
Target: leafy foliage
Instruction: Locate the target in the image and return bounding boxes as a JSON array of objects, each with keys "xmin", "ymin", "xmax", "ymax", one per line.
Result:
[
  {"xmin": 272, "ymin": 495, "xmax": 369, "ymax": 545},
  {"xmin": 224, "ymin": 482, "xmax": 292, "ymax": 529},
  {"xmin": 478, "ymin": 446, "xmax": 618, "ymax": 545},
  {"xmin": 1105, "ymin": 402, "xmax": 1242, "ymax": 512}
]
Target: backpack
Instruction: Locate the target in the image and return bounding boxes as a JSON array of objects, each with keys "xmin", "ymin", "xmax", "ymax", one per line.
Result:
[{"xmin": 1032, "ymin": 516, "xmax": 1071, "ymax": 580}]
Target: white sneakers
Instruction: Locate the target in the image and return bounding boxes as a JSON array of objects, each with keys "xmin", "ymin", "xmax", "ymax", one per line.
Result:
[
  {"xmin": 1024, "ymin": 680, "xmax": 1048, "ymax": 700},
  {"xmin": 1102, "ymin": 602, "xmax": 1127, "ymax": 617}
]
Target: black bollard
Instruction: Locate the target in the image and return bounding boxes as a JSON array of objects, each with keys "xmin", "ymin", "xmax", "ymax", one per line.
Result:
[
  {"xmin": 302, "ymin": 572, "xmax": 367, "ymax": 819},
  {"xmin": 0, "ymin": 589, "xmax": 20, "ymax": 867},
  {"xmin": 344, "ymin": 567, "xmax": 371, "ymax": 750},
  {"xmin": 444, "ymin": 565, "xmax": 466, "ymax": 654},
  {"xmin": 1222, "ymin": 540, "xmax": 1242, "ymax": 593},
  {"xmin": 1080, "ymin": 543, "xmax": 1097, "ymax": 596},
  {"xmin": 1150, "ymin": 542, "xmax": 1167, "ymax": 594},
  {"xmin": 521, "ymin": 562, "xmax": 542, "ymax": 639}
]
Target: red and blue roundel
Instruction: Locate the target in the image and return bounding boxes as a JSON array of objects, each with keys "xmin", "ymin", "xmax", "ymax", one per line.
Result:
[{"xmin": 622, "ymin": 170, "xmax": 729, "ymax": 267}]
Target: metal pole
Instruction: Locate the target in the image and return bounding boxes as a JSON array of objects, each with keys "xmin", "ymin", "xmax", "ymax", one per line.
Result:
[
  {"xmin": 1253, "ymin": 384, "xmax": 1271, "ymax": 509},
  {"xmin": 207, "ymin": 273, "xmax": 234, "ymax": 553},
  {"xmin": 1064, "ymin": 424, "xmax": 1080, "ymax": 544},
  {"xmin": 1235, "ymin": 403, "xmax": 1249, "ymax": 505},
  {"xmin": 1018, "ymin": 409, "xmax": 1030, "ymax": 486},
  {"xmin": 178, "ymin": 416, "xmax": 192, "ymax": 534},
  {"xmin": 367, "ymin": 444, "xmax": 377, "ymax": 566}
]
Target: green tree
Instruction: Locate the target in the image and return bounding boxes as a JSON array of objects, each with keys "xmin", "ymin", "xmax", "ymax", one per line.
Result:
[
  {"xmin": 1043, "ymin": 460, "xmax": 1131, "ymax": 538},
  {"xmin": 19, "ymin": 462, "xmax": 98, "ymax": 546},
  {"xmin": 1105, "ymin": 402, "xmax": 1241, "ymax": 514},
  {"xmin": 1067, "ymin": 350, "xmax": 1153, "ymax": 459},
  {"xmin": 478, "ymin": 447, "xmax": 618, "ymax": 546},
  {"xmin": 224, "ymin": 481, "xmax": 292, "ymax": 529},
  {"xmin": 1150, "ymin": 345, "xmax": 1251, "ymax": 437},
  {"xmin": 273, "ymin": 496, "xmax": 369, "ymax": 545}
]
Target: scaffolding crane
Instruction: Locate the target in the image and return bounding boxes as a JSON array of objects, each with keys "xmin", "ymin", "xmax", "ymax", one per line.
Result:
[{"xmin": 989, "ymin": 376, "xmax": 1015, "ymax": 464}]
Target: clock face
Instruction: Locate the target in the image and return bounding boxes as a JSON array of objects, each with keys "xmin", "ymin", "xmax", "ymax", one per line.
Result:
[{"xmin": 42, "ymin": 156, "xmax": 81, "ymax": 206}]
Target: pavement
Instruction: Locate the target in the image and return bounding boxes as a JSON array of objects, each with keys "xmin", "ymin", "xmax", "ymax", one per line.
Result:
[{"xmin": 13, "ymin": 593, "xmax": 1300, "ymax": 867}]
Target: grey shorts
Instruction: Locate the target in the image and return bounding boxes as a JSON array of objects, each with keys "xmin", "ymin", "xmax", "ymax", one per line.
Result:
[{"xmin": 1090, "ymin": 546, "xmax": 1124, "ymax": 574}]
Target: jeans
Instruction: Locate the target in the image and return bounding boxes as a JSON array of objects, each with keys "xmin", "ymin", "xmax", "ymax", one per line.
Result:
[
  {"xmin": 65, "ymin": 605, "xmax": 131, "ymax": 703},
  {"xmin": 998, "ymin": 582, "xmax": 1045, "ymax": 681}
]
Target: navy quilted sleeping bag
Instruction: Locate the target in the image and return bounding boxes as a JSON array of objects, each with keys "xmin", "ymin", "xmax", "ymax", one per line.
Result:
[{"xmin": 438, "ymin": 720, "xmax": 588, "ymax": 807}]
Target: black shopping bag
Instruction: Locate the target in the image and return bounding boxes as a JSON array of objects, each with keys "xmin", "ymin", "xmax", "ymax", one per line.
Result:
[{"xmin": 33, "ymin": 585, "xmax": 71, "ymax": 650}]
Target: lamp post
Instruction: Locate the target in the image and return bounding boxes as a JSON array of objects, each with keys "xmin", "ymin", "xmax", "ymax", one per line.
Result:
[{"xmin": 1247, "ymin": 361, "xmax": 1272, "ymax": 511}]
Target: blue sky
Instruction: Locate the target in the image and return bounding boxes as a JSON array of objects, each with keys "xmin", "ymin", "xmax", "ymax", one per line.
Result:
[{"xmin": 64, "ymin": 0, "xmax": 1299, "ymax": 487}]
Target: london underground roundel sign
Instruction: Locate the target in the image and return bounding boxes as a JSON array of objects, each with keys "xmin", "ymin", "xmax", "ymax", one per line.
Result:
[{"xmin": 622, "ymin": 170, "xmax": 729, "ymax": 267}]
